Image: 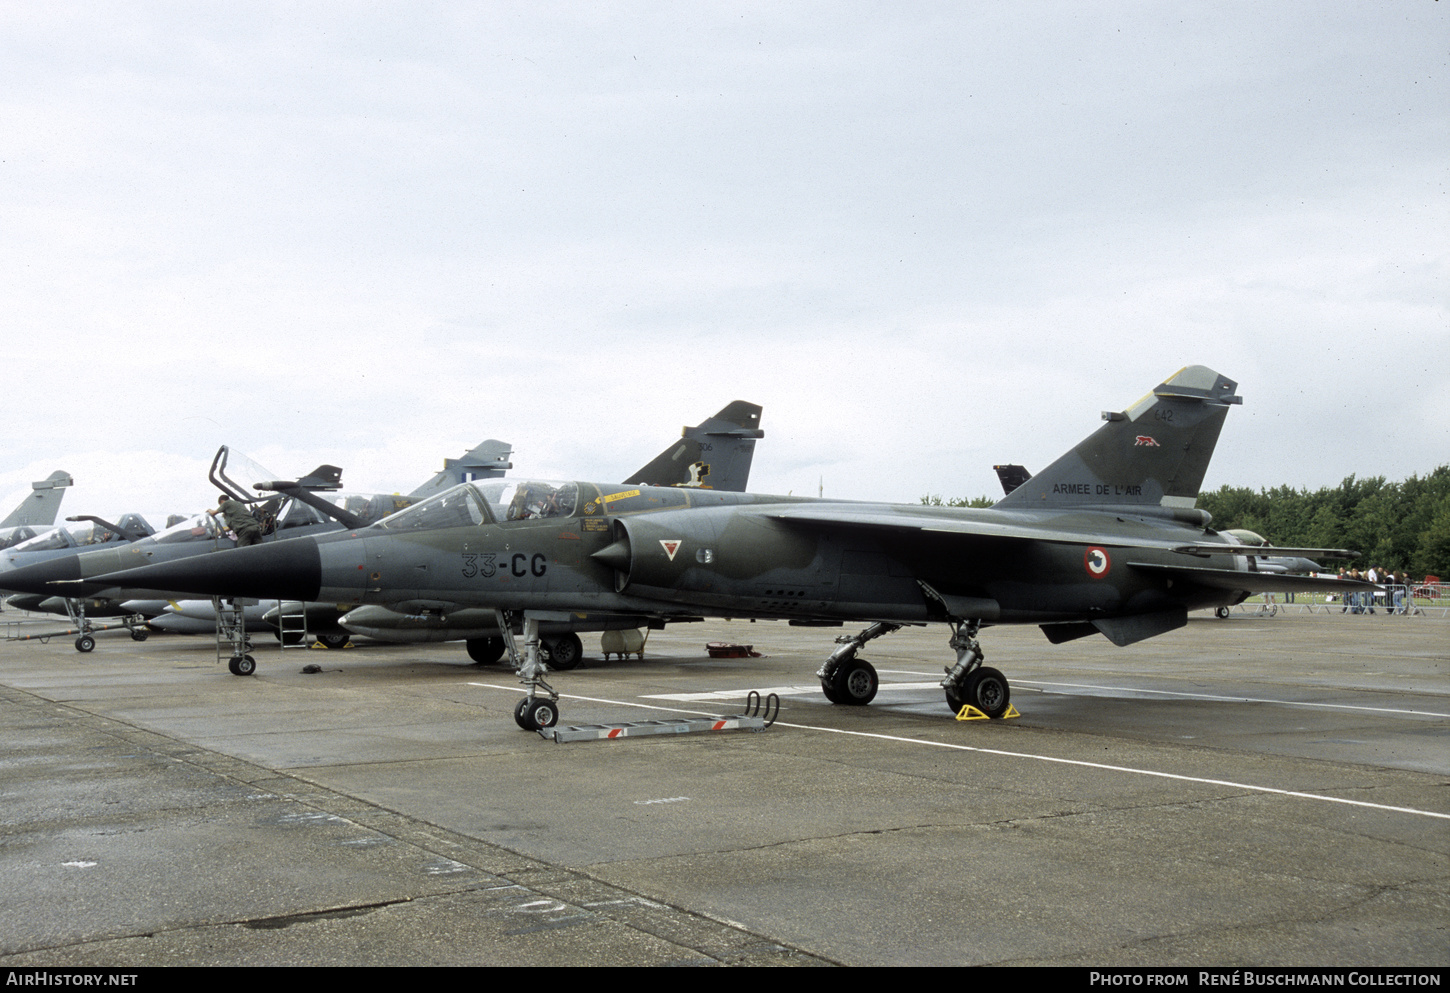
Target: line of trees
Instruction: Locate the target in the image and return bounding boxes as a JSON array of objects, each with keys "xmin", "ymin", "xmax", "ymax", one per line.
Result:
[
  {"xmin": 922, "ymin": 465, "xmax": 1450, "ymax": 578},
  {"xmin": 1196, "ymin": 467, "xmax": 1450, "ymax": 578}
]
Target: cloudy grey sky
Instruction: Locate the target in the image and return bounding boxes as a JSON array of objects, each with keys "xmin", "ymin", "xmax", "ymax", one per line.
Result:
[{"xmin": 2, "ymin": 2, "xmax": 1445, "ymax": 522}]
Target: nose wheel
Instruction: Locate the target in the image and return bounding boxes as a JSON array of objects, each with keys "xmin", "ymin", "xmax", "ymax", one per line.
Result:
[
  {"xmin": 497, "ymin": 610, "xmax": 562, "ymax": 731},
  {"xmin": 514, "ymin": 696, "xmax": 559, "ymax": 731}
]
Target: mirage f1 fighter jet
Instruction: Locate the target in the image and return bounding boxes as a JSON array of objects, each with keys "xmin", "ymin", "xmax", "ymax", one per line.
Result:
[{"xmin": 98, "ymin": 367, "xmax": 1370, "ymax": 729}]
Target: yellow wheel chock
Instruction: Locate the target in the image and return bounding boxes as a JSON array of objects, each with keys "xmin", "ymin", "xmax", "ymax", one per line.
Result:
[{"xmin": 954, "ymin": 703, "xmax": 1021, "ymax": 721}]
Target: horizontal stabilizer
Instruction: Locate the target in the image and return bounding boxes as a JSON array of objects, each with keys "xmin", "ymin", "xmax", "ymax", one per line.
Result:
[
  {"xmin": 1171, "ymin": 543, "xmax": 1359, "ymax": 559},
  {"xmin": 1128, "ymin": 562, "xmax": 1379, "ymax": 595}
]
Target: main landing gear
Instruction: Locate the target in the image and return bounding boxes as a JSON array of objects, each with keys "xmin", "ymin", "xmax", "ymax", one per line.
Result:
[
  {"xmin": 816, "ymin": 621, "xmax": 900, "ymax": 705},
  {"xmin": 940, "ymin": 620, "xmax": 1010, "ymax": 718},
  {"xmin": 815, "ymin": 618, "xmax": 1013, "ymax": 719},
  {"xmin": 496, "ymin": 610, "xmax": 561, "ymax": 731}
]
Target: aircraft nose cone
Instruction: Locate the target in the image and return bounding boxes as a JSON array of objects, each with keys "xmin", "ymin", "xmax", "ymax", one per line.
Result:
[
  {"xmin": 0, "ymin": 556, "xmax": 82, "ymax": 595},
  {"xmin": 94, "ymin": 538, "xmax": 324, "ymax": 601}
]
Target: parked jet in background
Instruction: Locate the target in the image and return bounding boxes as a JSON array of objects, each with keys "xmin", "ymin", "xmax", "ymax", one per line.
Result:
[
  {"xmin": 328, "ymin": 400, "xmax": 765, "ymax": 666},
  {"xmin": 0, "ymin": 442, "xmax": 509, "ymax": 648},
  {"xmin": 0, "ymin": 471, "xmax": 74, "ymax": 551},
  {"xmin": 98, "ymin": 368, "xmax": 1371, "ymax": 729},
  {"xmin": 6, "ymin": 403, "xmax": 763, "ymax": 664}
]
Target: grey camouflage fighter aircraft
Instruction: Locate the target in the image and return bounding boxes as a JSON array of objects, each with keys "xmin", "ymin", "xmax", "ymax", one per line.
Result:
[{"xmin": 97, "ymin": 367, "xmax": 1371, "ymax": 730}]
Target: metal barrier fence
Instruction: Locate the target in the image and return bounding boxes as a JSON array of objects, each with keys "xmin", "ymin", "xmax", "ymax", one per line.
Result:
[{"xmin": 1230, "ymin": 583, "xmax": 1449, "ymax": 618}]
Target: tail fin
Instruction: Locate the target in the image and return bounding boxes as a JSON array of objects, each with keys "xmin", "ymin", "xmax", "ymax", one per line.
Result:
[
  {"xmin": 625, "ymin": 401, "xmax": 764, "ymax": 491},
  {"xmin": 409, "ymin": 440, "xmax": 514, "ymax": 499},
  {"xmin": 993, "ymin": 464, "xmax": 1032, "ymax": 496},
  {"xmin": 1, "ymin": 471, "xmax": 74, "ymax": 528},
  {"xmin": 293, "ymin": 465, "xmax": 344, "ymax": 491},
  {"xmin": 994, "ymin": 366, "xmax": 1240, "ymax": 513}
]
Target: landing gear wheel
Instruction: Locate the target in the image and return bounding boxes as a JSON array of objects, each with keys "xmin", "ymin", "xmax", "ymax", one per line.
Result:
[
  {"xmin": 514, "ymin": 696, "xmax": 559, "ymax": 730},
  {"xmin": 544, "ymin": 632, "xmax": 583, "ymax": 671},
  {"xmin": 228, "ymin": 655, "xmax": 256, "ymax": 676},
  {"xmin": 1215, "ymin": 606, "xmax": 1231, "ymax": 619},
  {"xmin": 829, "ymin": 658, "xmax": 879, "ymax": 705},
  {"xmin": 526, "ymin": 698, "xmax": 559, "ymax": 729},
  {"xmin": 513, "ymin": 697, "xmax": 536, "ymax": 730},
  {"xmin": 130, "ymin": 628, "xmax": 148, "ymax": 642},
  {"xmin": 963, "ymin": 666, "xmax": 1010, "ymax": 718},
  {"xmin": 820, "ymin": 674, "xmax": 843, "ymax": 704},
  {"xmin": 75, "ymin": 635, "xmax": 95, "ymax": 653},
  {"xmin": 466, "ymin": 637, "xmax": 506, "ymax": 665},
  {"xmin": 945, "ymin": 684, "xmax": 966, "ymax": 714},
  {"xmin": 316, "ymin": 633, "xmax": 349, "ymax": 650}
]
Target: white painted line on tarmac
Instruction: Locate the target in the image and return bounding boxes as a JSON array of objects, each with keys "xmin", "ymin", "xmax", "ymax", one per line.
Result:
[
  {"xmin": 466, "ymin": 681, "xmax": 1450, "ymax": 823},
  {"xmin": 645, "ymin": 684, "xmax": 826, "ymax": 701},
  {"xmin": 876, "ymin": 669, "xmax": 1450, "ymax": 719},
  {"xmin": 647, "ymin": 680, "xmax": 945, "ymax": 702}
]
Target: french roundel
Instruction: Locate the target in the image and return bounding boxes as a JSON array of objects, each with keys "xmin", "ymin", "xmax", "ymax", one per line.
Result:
[{"xmin": 1084, "ymin": 546, "xmax": 1111, "ymax": 577}]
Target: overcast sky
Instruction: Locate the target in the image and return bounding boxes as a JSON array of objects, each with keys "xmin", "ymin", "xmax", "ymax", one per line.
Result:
[{"xmin": 2, "ymin": 2, "xmax": 1445, "ymax": 524}]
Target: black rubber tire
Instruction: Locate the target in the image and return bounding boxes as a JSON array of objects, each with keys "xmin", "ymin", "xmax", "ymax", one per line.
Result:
[
  {"xmin": 1215, "ymin": 606, "xmax": 1231, "ymax": 619},
  {"xmin": 317, "ymin": 633, "xmax": 349, "ymax": 650},
  {"xmin": 513, "ymin": 697, "xmax": 537, "ymax": 730},
  {"xmin": 545, "ymin": 632, "xmax": 583, "ymax": 671},
  {"xmin": 467, "ymin": 637, "xmax": 506, "ymax": 665},
  {"xmin": 964, "ymin": 666, "xmax": 1010, "ymax": 718},
  {"xmin": 75, "ymin": 635, "xmax": 95, "ymax": 653},
  {"xmin": 526, "ymin": 698, "xmax": 560, "ymax": 729},
  {"xmin": 130, "ymin": 628, "xmax": 149, "ymax": 642},
  {"xmin": 945, "ymin": 684, "xmax": 966, "ymax": 714},
  {"xmin": 228, "ymin": 655, "xmax": 256, "ymax": 677},
  {"xmin": 829, "ymin": 658, "xmax": 878, "ymax": 705},
  {"xmin": 820, "ymin": 676, "xmax": 843, "ymax": 704}
]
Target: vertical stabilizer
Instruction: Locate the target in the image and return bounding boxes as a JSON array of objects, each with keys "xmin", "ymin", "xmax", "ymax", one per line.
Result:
[
  {"xmin": 625, "ymin": 401, "xmax": 764, "ymax": 491},
  {"xmin": 409, "ymin": 440, "xmax": 514, "ymax": 499},
  {"xmin": 1, "ymin": 471, "xmax": 74, "ymax": 528},
  {"xmin": 994, "ymin": 366, "xmax": 1240, "ymax": 512}
]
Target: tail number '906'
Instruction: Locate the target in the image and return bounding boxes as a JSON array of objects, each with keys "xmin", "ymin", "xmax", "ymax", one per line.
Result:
[{"xmin": 463, "ymin": 552, "xmax": 546, "ymax": 579}]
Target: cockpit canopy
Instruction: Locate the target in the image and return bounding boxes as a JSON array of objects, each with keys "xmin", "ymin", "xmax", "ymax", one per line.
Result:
[
  {"xmin": 0, "ymin": 525, "xmax": 42, "ymax": 551},
  {"xmin": 371, "ymin": 480, "xmax": 579, "ymax": 531},
  {"xmin": 489, "ymin": 480, "xmax": 579, "ymax": 521},
  {"xmin": 139, "ymin": 514, "xmax": 226, "ymax": 547},
  {"xmin": 10, "ymin": 518, "xmax": 150, "ymax": 553}
]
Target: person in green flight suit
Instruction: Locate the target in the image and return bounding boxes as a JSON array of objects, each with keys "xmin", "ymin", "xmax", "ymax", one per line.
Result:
[{"xmin": 208, "ymin": 494, "xmax": 263, "ymax": 547}]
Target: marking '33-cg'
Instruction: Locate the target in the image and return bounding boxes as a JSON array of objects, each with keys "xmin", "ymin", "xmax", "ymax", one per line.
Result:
[{"xmin": 462, "ymin": 552, "xmax": 547, "ymax": 579}]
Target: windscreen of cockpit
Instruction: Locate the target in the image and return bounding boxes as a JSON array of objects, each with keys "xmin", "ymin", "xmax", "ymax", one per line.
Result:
[
  {"xmin": 143, "ymin": 514, "xmax": 224, "ymax": 546},
  {"xmin": 12, "ymin": 522, "xmax": 116, "ymax": 552},
  {"xmin": 474, "ymin": 480, "xmax": 578, "ymax": 522},
  {"xmin": 0, "ymin": 526, "xmax": 40, "ymax": 551},
  {"xmin": 372, "ymin": 485, "xmax": 485, "ymax": 531}
]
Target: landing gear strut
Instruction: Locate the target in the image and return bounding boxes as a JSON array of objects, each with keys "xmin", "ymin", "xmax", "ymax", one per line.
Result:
[{"xmin": 497, "ymin": 610, "xmax": 560, "ymax": 731}]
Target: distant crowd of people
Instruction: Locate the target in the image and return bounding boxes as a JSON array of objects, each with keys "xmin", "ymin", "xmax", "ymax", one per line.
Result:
[{"xmin": 1338, "ymin": 566, "xmax": 1416, "ymax": 614}]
